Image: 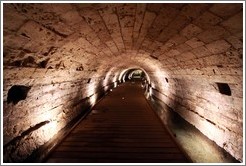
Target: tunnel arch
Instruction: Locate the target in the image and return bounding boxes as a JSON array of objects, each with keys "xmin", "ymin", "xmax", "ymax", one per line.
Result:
[
  {"xmin": 2, "ymin": 3, "xmax": 243, "ymax": 163},
  {"xmin": 118, "ymin": 67, "xmax": 151, "ymax": 84}
]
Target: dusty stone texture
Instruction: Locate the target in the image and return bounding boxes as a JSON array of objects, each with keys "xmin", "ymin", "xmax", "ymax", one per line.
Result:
[
  {"xmin": 3, "ymin": 66, "xmax": 118, "ymax": 162},
  {"xmin": 3, "ymin": 3, "xmax": 243, "ymax": 162}
]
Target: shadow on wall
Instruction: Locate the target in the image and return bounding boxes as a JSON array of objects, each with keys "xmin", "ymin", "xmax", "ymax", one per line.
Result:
[{"xmin": 7, "ymin": 85, "xmax": 31, "ymax": 105}]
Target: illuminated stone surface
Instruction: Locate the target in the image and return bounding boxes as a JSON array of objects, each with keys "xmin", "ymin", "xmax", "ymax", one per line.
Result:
[{"xmin": 3, "ymin": 3, "xmax": 243, "ymax": 162}]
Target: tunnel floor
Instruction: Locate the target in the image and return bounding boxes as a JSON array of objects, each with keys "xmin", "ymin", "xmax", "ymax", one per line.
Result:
[{"xmin": 45, "ymin": 81, "xmax": 189, "ymax": 163}]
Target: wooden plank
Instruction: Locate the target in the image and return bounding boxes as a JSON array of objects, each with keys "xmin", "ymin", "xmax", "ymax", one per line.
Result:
[
  {"xmin": 59, "ymin": 141, "xmax": 177, "ymax": 148},
  {"xmin": 67, "ymin": 133, "xmax": 172, "ymax": 139},
  {"xmin": 55, "ymin": 146, "xmax": 182, "ymax": 153},
  {"xmin": 49, "ymin": 151, "xmax": 186, "ymax": 160},
  {"xmin": 47, "ymin": 158, "xmax": 188, "ymax": 163},
  {"xmin": 64, "ymin": 137, "xmax": 174, "ymax": 143}
]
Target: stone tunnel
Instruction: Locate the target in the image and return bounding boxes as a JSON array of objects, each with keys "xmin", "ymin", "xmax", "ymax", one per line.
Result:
[{"xmin": 2, "ymin": 2, "xmax": 244, "ymax": 163}]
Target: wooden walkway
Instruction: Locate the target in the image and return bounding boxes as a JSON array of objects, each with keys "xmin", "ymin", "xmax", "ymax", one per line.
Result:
[{"xmin": 46, "ymin": 81, "xmax": 189, "ymax": 163}]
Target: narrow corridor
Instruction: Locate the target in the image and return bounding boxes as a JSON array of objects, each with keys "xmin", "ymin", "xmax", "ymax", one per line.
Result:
[
  {"xmin": 46, "ymin": 81, "xmax": 189, "ymax": 163},
  {"xmin": 2, "ymin": 3, "xmax": 243, "ymax": 163}
]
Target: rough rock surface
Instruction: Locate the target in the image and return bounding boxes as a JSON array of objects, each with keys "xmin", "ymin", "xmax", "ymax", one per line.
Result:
[{"xmin": 3, "ymin": 3, "xmax": 243, "ymax": 162}]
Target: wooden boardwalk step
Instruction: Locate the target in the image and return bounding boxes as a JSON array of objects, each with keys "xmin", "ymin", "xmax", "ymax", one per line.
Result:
[
  {"xmin": 45, "ymin": 81, "xmax": 189, "ymax": 163},
  {"xmin": 54, "ymin": 146, "xmax": 181, "ymax": 153}
]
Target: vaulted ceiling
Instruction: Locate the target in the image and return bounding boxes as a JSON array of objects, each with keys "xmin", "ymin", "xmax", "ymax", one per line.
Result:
[{"xmin": 3, "ymin": 3, "xmax": 243, "ymax": 78}]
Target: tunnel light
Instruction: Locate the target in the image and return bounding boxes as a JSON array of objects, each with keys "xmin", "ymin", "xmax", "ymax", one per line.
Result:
[
  {"xmin": 114, "ymin": 82, "xmax": 117, "ymax": 88},
  {"xmin": 151, "ymin": 83, "xmax": 156, "ymax": 89},
  {"xmin": 103, "ymin": 78, "xmax": 108, "ymax": 87},
  {"xmin": 103, "ymin": 68, "xmax": 115, "ymax": 87},
  {"xmin": 33, "ymin": 107, "xmax": 59, "ymax": 125},
  {"xmin": 146, "ymin": 92, "xmax": 150, "ymax": 99},
  {"xmin": 149, "ymin": 87, "xmax": 153, "ymax": 96},
  {"xmin": 89, "ymin": 93, "xmax": 98, "ymax": 106},
  {"xmin": 104, "ymin": 85, "xmax": 109, "ymax": 92},
  {"xmin": 113, "ymin": 72, "xmax": 119, "ymax": 82},
  {"xmin": 193, "ymin": 113, "xmax": 226, "ymax": 143},
  {"xmin": 122, "ymin": 77, "xmax": 126, "ymax": 83},
  {"xmin": 86, "ymin": 82, "xmax": 97, "ymax": 97},
  {"xmin": 40, "ymin": 120, "xmax": 60, "ymax": 143},
  {"xmin": 119, "ymin": 69, "xmax": 128, "ymax": 82},
  {"xmin": 85, "ymin": 79, "xmax": 101, "ymax": 106}
]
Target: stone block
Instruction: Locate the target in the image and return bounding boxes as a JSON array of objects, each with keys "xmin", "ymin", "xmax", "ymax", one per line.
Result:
[
  {"xmin": 221, "ymin": 11, "xmax": 243, "ymax": 34},
  {"xmin": 166, "ymin": 49, "xmax": 181, "ymax": 58},
  {"xmin": 205, "ymin": 40, "xmax": 231, "ymax": 54},
  {"xmin": 148, "ymin": 6, "xmax": 178, "ymax": 39},
  {"xmin": 168, "ymin": 34, "xmax": 187, "ymax": 46},
  {"xmin": 136, "ymin": 11, "xmax": 156, "ymax": 46},
  {"xmin": 3, "ymin": 4, "xmax": 27, "ymax": 31},
  {"xmin": 43, "ymin": 3, "xmax": 74, "ymax": 15},
  {"xmin": 168, "ymin": 14, "xmax": 190, "ymax": 32},
  {"xmin": 193, "ymin": 11, "xmax": 223, "ymax": 29},
  {"xmin": 60, "ymin": 10, "xmax": 82, "ymax": 26},
  {"xmin": 180, "ymin": 4, "xmax": 210, "ymax": 20},
  {"xmin": 177, "ymin": 51, "xmax": 197, "ymax": 61},
  {"xmin": 158, "ymin": 28, "xmax": 178, "ymax": 43},
  {"xmin": 197, "ymin": 26, "xmax": 230, "ymax": 43},
  {"xmin": 226, "ymin": 35, "xmax": 243, "ymax": 49},
  {"xmin": 175, "ymin": 43, "xmax": 192, "ymax": 53},
  {"xmin": 17, "ymin": 20, "xmax": 56, "ymax": 42},
  {"xmin": 133, "ymin": 4, "xmax": 146, "ymax": 42},
  {"xmin": 209, "ymin": 3, "xmax": 242, "ymax": 19},
  {"xmin": 146, "ymin": 3, "xmax": 163, "ymax": 13},
  {"xmin": 185, "ymin": 37, "xmax": 205, "ymax": 48},
  {"xmin": 4, "ymin": 35, "xmax": 29, "ymax": 50},
  {"xmin": 180, "ymin": 24, "xmax": 203, "ymax": 39}
]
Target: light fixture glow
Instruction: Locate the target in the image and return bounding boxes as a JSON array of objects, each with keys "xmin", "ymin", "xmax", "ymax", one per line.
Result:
[
  {"xmin": 89, "ymin": 93, "xmax": 98, "ymax": 106},
  {"xmin": 38, "ymin": 120, "xmax": 60, "ymax": 143},
  {"xmin": 86, "ymin": 82, "xmax": 97, "ymax": 97},
  {"xmin": 103, "ymin": 68, "xmax": 115, "ymax": 87},
  {"xmin": 149, "ymin": 87, "xmax": 153, "ymax": 96},
  {"xmin": 114, "ymin": 82, "xmax": 118, "ymax": 88}
]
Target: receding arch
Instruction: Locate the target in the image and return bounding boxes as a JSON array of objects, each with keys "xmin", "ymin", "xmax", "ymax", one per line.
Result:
[{"xmin": 118, "ymin": 67, "xmax": 151, "ymax": 84}]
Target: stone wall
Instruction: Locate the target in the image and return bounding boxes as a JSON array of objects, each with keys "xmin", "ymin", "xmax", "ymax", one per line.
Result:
[
  {"xmin": 148, "ymin": 75, "xmax": 242, "ymax": 161},
  {"xmin": 3, "ymin": 67, "xmax": 117, "ymax": 162}
]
